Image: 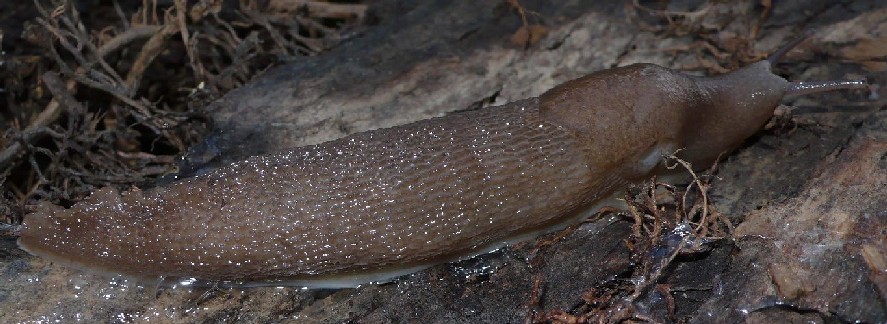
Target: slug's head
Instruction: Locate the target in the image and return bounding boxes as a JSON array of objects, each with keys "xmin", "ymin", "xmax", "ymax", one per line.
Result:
[
  {"xmin": 680, "ymin": 60, "xmax": 788, "ymax": 165},
  {"xmin": 680, "ymin": 30, "xmax": 868, "ymax": 167}
]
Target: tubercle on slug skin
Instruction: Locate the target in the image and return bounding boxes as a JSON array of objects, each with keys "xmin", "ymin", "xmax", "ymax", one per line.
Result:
[{"xmin": 18, "ymin": 36, "xmax": 868, "ymax": 288}]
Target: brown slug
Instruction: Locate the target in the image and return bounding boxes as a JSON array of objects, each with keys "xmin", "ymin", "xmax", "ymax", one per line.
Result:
[{"xmin": 18, "ymin": 32, "xmax": 867, "ymax": 288}]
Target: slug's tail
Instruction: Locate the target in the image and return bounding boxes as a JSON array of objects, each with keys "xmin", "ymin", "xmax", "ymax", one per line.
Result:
[
  {"xmin": 16, "ymin": 202, "xmax": 62, "ymax": 257},
  {"xmin": 17, "ymin": 187, "xmax": 130, "ymax": 275}
]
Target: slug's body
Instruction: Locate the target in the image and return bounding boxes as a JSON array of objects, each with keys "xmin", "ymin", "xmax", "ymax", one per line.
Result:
[{"xmin": 18, "ymin": 38, "xmax": 865, "ymax": 287}]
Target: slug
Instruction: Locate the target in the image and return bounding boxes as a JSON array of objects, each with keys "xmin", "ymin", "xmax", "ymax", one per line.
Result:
[{"xmin": 18, "ymin": 32, "xmax": 867, "ymax": 288}]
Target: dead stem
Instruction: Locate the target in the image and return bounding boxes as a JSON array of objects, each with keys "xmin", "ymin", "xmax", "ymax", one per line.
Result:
[
  {"xmin": 241, "ymin": 7, "xmax": 292, "ymax": 56},
  {"xmin": 523, "ymin": 274, "xmax": 544, "ymax": 324},
  {"xmin": 750, "ymin": 0, "xmax": 773, "ymax": 39},
  {"xmin": 625, "ymin": 190, "xmax": 644, "ymax": 237},
  {"xmin": 3, "ymin": 0, "xmax": 369, "ymax": 222},
  {"xmin": 0, "ymin": 73, "xmax": 74, "ymax": 172},
  {"xmin": 664, "ymin": 151, "xmax": 710, "ymax": 234},
  {"xmin": 268, "ymin": 0, "xmax": 367, "ymax": 20},
  {"xmin": 648, "ymin": 178, "xmax": 662, "ymax": 240},
  {"xmin": 629, "ymin": 0, "xmax": 712, "ymax": 35},
  {"xmin": 635, "ymin": 236, "xmax": 688, "ymax": 300},
  {"xmin": 124, "ymin": 22, "xmax": 178, "ymax": 93},
  {"xmin": 174, "ymin": 0, "xmax": 204, "ymax": 83},
  {"xmin": 539, "ymin": 147, "xmax": 732, "ymax": 322},
  {"xmin": 627, "ymin": 1, "xmax": 776, "ymax": 74}
]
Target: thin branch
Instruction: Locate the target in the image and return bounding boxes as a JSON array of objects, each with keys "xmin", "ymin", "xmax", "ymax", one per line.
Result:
[
  {"xmin": 125, "ymin": 23, "xmax": 179, "ymax": 95},
  {"xmin": 0, "ymin": 73, "xmax": 74, "ymax": 172}
]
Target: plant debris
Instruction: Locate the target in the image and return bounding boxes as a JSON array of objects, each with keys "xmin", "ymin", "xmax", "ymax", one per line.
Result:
[
  {"xmin": 0, "ymin": 0, "xmax": 368, "ymax": 223},
  {"xmin": 527, "ymin": 154, "xmax": 732, "ymax": 323},
  {"xmin": 506, "ymin": 0, "xmax": 548, "ymax": 47},
  {"xmin": 627, "ymin": 0, "xmax": 775, "ymax": 73}
]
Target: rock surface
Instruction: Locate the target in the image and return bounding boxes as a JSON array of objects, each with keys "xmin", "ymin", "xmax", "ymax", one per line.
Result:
[{"xmin": 2, "ymin": 0, "xmax": 885, "ymax": 322}]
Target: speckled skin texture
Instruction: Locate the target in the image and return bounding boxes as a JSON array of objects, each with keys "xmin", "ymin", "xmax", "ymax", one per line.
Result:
[
  {"xmin": 18, "ymin": 62, "xmax": 791, "ymax": 286},
  {"xmin": 19, "ymin": 98, "xmax": 624, "ymax": 285}
]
